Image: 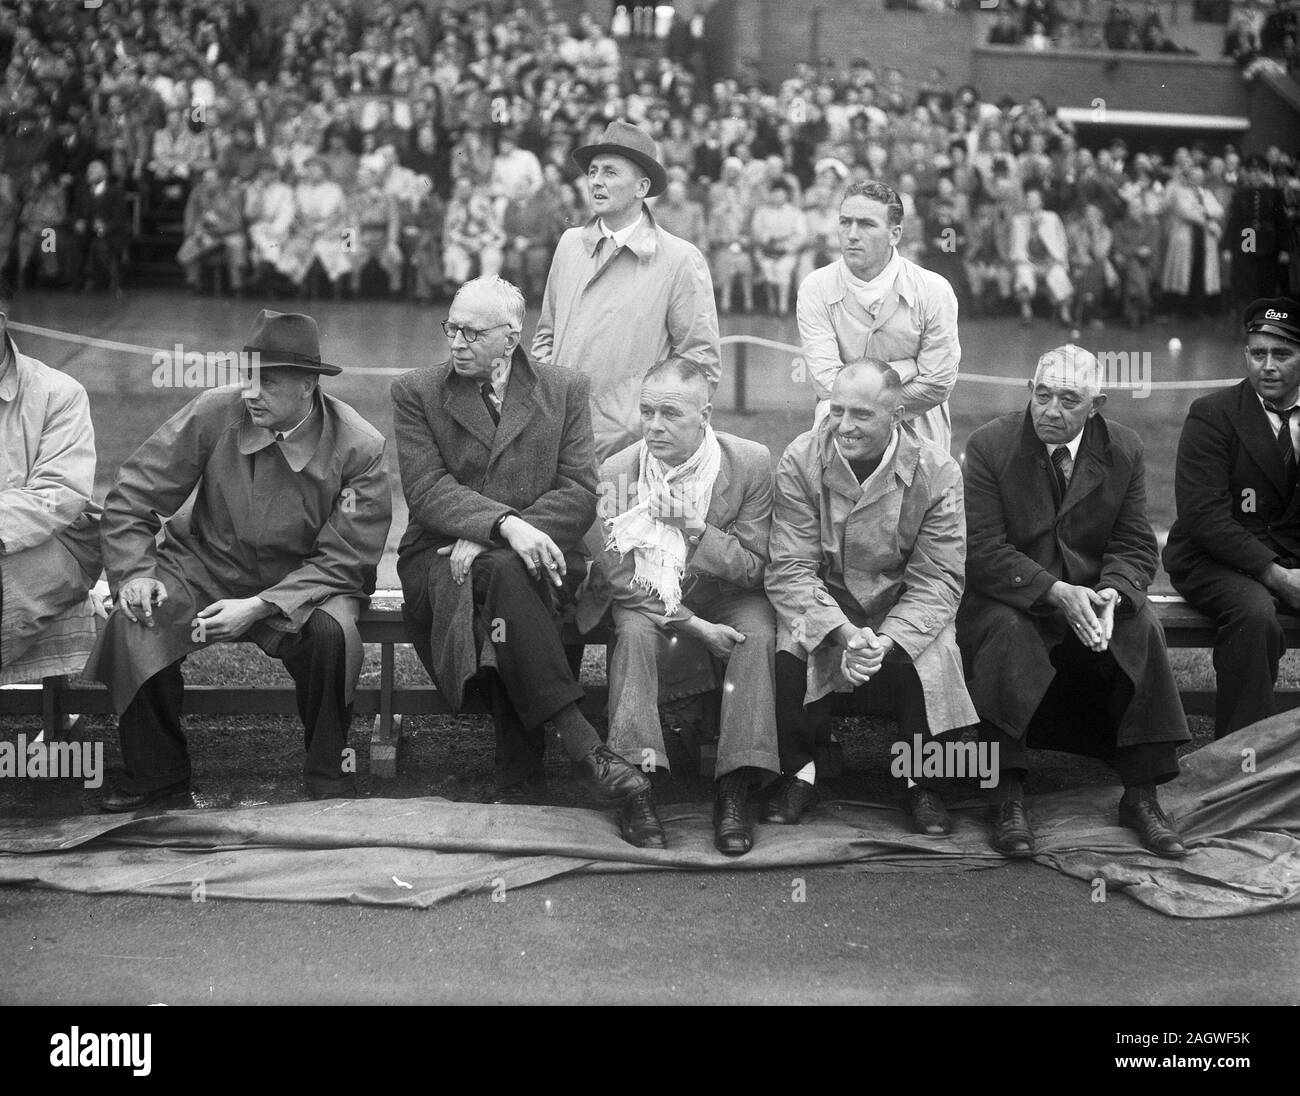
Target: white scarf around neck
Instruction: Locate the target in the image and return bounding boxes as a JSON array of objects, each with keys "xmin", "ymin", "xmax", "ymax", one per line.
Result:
[{"xmin": 604, "ymin": 426, "xmax": 723, "ymax": 614}]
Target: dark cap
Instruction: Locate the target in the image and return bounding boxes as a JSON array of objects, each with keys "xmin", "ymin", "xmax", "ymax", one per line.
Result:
[{"xmin": 1244, "ymin": 297, "xmax": 1300, "ymax": 344}]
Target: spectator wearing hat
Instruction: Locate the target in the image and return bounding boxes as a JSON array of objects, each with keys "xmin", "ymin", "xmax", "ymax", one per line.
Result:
[
  {"xmin": 85, "ymin": 310, "xmax": 392, "ymax": 810},
  {"xmin": 534, "ymin": 119, "xmax": 720, "ymax": 460},
  {"xmin": 1165, "ymin": 297, "xmax": 1300, "ymax": 738},
  {"xmin": 1161, "ymin": 164, "xmax": 1224, "ymax": 318},
  {"xmin": 796, "ymin": 179, "xmax": 961, "ymax": 451}
]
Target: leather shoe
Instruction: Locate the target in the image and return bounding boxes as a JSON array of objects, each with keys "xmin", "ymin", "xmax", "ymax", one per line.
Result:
[
  {"xmin": 989, "ymin": 797, "xmax": 1034, "ymax": 857},
  {"xmin": 1119, "ymin": 786, "xmax": 1188, "ymax": 859},
  {"xmin": 620, "ymin": 789, "xmax": 667, "ymax": 848},
  {"xmin": 713, "ymin": 768, "xmax": 753, "ymax": 855},
  {"xmin": 760, "ymin": 775, "xmax": 815, "ymax": 825},
  {"xmin": 572, "ymin": 744, "xmax": 650, "ymax": 804},
  {"xmin": 102, "ymin": 781, "xmax": 191, "ymax": 813},
  {"xmin": 907, "ymin": 786, "xmax": 952, "ymax": 836}
]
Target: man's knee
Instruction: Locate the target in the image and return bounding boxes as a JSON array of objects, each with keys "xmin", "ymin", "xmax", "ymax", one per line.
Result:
[
  {"xmin": 612, "ymin": 607, "xmax": 663, "ymax": 646},
  {"xmin": 301, "ymin": 609, "xmax": 346, "ymax": 658}
]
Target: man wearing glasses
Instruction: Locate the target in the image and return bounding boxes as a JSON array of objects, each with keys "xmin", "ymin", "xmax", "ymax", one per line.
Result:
[
  {"xmin": 393, "ymin": 274, "xmax": 651, "ymax": 814},
  {"xmin": 1165, "ymin": 297, "xmax": 1300, "ymax": 739}
]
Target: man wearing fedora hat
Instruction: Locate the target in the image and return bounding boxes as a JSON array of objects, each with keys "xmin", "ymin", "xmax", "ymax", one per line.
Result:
[
  {"xmin": 1165, "ymin": 296, "xmax": 1300, "ymax": 739},
  {"xmin": 86, "ymin": 310, "xmax": 392, "ymax": 811},
  {"xmin": 533, "ymin": 118, "xmax": 720, "ymax": 460}
]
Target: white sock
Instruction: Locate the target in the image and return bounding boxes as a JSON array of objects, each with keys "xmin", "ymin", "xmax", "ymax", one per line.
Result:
[{"xmin": 794, "ymin": 761, "xmax": 816, "ymax": 785}]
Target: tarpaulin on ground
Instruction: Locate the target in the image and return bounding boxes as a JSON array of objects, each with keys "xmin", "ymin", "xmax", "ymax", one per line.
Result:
[{"xmin": 1, "ymin": 712, "xmax": 1297, "ymax": 918}]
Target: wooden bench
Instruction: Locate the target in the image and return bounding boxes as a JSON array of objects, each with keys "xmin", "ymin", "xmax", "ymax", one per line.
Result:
[{"xmin": 4, "ymin": 593, "xmax": 1297, "ymax": 779}]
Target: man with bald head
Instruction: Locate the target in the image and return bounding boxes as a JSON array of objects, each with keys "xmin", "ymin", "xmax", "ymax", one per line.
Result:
[
  {"xmin": 764, "ymin": 358, "xmax": 977, "ymax": 832},
  {"xmin": 579, "ymin": 357, "xmax": 779, "ymax": 854},
  {"xmin": 959, "ymin": 345, "xmax": 1191, "ymax": 859}
]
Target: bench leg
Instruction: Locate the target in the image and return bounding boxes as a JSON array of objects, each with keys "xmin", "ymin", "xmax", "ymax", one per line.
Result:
[
  {"xmin": 369, "ymin": 642, "xmax": 400, "ymax": 778},
  {"xmin": 41, "ymin": 676, "xmax": 82, "ymax": 742}
]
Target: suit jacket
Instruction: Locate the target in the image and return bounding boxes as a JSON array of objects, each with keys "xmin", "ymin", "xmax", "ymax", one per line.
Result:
[
  {"xmin": 392, "ymin": 345, "xmax": 598, "ymax": 709},
  {"xmin": 1164, "ymin": 378, "xmax": 1300, "ymax": 578},
  {"xmin": 959, "ymin": 408, "xmax": 1187, "ymax": 745},
  {"xmin": 765, "ymin": 422, "xmax": 976, "ymax": 733},
  {"xmin": 577, "ymin": 431, "xmax": 773, "ymax": 630}
]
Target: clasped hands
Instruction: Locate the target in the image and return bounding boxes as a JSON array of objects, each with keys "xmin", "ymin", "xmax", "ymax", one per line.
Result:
[
  {"xmin": 837, "ymin": 623, "xmax": 894, "ymax": 685},
  {"xmin": 1047, "ymin": 581, "xmax": 1119, "ymax": 652}
]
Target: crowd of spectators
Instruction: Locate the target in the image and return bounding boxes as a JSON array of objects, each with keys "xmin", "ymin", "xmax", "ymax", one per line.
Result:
[
  {"xmin": 986, "ymin": 0, "xmax": 1198, "ymax": 52},
  {"xmin": 1, "ymin": 0, "xmax": 1297, "ymax": 326}
]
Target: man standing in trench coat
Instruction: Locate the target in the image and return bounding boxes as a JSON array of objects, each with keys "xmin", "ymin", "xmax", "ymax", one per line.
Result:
[
  {"xmin": 86, "ymin": 310, "xmax": 392, "ymax": 811},
  {"xmin": 532, "ymin": 119, "xmax": 720, "ymax": 460},
  {"xmin": 958, "ymin": 344, "xmax": 1191, "ymax": 859}
]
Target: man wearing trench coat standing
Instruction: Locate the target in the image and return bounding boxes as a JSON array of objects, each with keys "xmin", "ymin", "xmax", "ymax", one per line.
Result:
[{"xmin": 958, "ymin": 344, "xmax": 1191, "ymax": 859}]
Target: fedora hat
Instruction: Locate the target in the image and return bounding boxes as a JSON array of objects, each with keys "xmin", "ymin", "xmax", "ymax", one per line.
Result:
[
  {"xmin": 243, "ymin": 309, "xmax": 341, "ymax": 376},
  {"xmin": 572, "ymin": 119, "xmax": 667, "ymax": 198}
]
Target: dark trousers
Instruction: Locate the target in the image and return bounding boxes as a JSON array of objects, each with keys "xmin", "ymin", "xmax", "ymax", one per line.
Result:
[
  {"xmin": 68, "ymin": 232, "xmax": 122, "ymax": 291},
  {"xmin": 117, "ymin": 610, "xmax": 354, "ymax": 794},
  {"xmin": 984, "ymin": 628, "xmax": 1179, "ymax": 786},
  {"xmin": 774, "ymin": 649, "xmax": 962, "ymax": 790},
  {"xmin": 1170, "ymin": 559, "xmax": 1286, "ymax": 738},
  {"xmin": 468, "ymin": 549, "xmax": 584, "ymax": 788}
]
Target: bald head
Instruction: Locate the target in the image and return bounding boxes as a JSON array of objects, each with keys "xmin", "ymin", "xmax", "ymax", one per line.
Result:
[{"xmin": 828, "ymin": 358, "xmax": 905, "ymax": 463}]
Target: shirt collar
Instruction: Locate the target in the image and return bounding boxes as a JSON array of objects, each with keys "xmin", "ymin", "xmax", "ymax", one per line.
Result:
[
  {"xmin": 0, "ymin": 335, "xmax": 16, "ymax": 402},
  {"xmin": 275, "ymin": 404, "xmax": 317, "ymax": 442},
  {"xmin": 240, "ymin": 394, "xmax": 324, "ymax": 473},
  {"xmin": 600, "ymin": 209, "xmax": 644, "ymax": 248},
  {"xmin": 582, "ymin": 205, "xmax": 659, "ymax": 261},
  {"xmin": 1045, "ymin": 430, "xmax": 1084, "ymax": 463},
  {"xmin": 1258, "ymin": 391, "xmax": 1299, "ymax": 417},
  {"xmin": 833, "ymin": 427, "xmax": 899, "ymax": 487}
]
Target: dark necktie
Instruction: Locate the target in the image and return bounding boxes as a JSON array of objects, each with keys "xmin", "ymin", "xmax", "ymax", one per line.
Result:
[
  {"xmin": 479, "ymin": 382, "xmax": 500, "ymax": 427},
  {"xmin": 1265, "ymin": 402, "xmax": 1297, "ymax": 486},
  {"xmin": 1051, "ymin": 445, "xmax": 1072, "ymax": 500}
]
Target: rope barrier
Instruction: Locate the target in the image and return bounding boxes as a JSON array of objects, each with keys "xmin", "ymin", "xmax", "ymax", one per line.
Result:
[{"xmin": 9, "ymin": 320, "xmax": 1241, "ymax": 390}]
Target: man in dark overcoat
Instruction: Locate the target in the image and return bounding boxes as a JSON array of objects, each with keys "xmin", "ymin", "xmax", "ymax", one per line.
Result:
[
  {"xmin": 1164, "ymin": 297, "xmax": 1300, "ymax": 738},
  {"xmin": 392, "ymin": 274, "xmax": 650, "ymax": 815},
  {"xmin": 959, "ymin": 344, "xmax": 1191, "ymax": 859}
]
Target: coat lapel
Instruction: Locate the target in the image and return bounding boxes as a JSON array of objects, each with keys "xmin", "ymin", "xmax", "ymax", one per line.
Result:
[
  {"xmin": 488, "ymin": 347, "xmax": 537, "ymax": 465},
  {"xmin": 439, "ymin": 361, "xmax": 497, "ymax": 451},
  {"xmin": 1228, "ymin": 382, "xmax": 1289, "ymax": 498},
  {"xmin": 704, "ymin": 456, "xmax": 733, "ymax": 526},
  {"xmin": 1057, "ymin": 417, "xmax": 1112, "ymax": 520}
]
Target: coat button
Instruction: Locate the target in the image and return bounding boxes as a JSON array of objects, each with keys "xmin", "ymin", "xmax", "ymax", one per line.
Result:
[{"xmin": 1013, "ymin": 575, "xmax": 1023, "ymax": 584}]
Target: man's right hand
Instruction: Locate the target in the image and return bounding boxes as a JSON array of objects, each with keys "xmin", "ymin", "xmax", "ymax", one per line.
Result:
[
  {"xmin": 837, "ymin": 624, "xmax": 884, "ymax": 684},
  {"xmin": 1260, "ymin": 562, "xmax": 1300, "ymax": 611},
  {"xmin": 116, "ymin": 577, "xmax": 168, "ymax": 627},
  {"xmin": 499, "ymin": 515, "xmax": 566, "ymax": 587},
  {"xmin": 686, "ymin": 618, "xmax": 746, "ymax": 660},
  {"xmin": 1046, "ymin": 580, "xmax": 1107, "ymax": 649}
]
